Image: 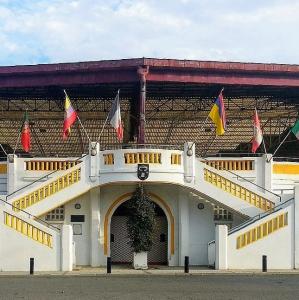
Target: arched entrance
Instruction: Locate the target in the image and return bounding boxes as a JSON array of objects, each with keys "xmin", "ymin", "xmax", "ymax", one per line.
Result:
[{"xmin": 110, "ymin": 200, "xmax": 168, "ymax": 265}]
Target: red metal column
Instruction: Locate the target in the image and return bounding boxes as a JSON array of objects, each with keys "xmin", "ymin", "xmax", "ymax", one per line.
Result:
[{"xmin": 137, "ymin": 66, "xmax": 149, "ymax": 144}]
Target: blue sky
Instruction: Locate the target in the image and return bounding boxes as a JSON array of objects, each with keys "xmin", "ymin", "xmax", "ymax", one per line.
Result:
[{"xmin": 0, "ymin": 0, "xmax": 299, "ymax": 66}]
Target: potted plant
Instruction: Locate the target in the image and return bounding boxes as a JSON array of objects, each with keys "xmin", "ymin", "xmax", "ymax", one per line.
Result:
[{"xmin": 126, "ymin": 185, "xmax": 155, "ymax": 269}]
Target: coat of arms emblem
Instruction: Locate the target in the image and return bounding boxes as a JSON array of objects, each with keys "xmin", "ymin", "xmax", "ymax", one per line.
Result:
[{"xmin": 137, "ymin": 164, "xmax": 149, "ymax": 180}]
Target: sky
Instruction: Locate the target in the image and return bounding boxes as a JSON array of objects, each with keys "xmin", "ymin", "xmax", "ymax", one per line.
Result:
[{"xmin": 0, "ymin": 0, "xmax": 299, "ymax": 66}]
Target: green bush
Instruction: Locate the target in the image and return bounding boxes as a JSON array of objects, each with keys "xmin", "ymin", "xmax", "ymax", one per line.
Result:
[{"xmin": 126, "ymin": 185, "xmax": 156, "ymax": 253}]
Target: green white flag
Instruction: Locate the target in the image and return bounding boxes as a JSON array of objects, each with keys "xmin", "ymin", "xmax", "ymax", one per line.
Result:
[{"xmin": 291, "ymin": 119, "xmax": 299, "ymax": 139}]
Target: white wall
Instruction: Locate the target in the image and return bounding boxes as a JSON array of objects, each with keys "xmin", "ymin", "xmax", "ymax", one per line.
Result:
[
  {"xmin": 272, "ymin": 162, "xmax": 299, "ymax": 199},
  {"xmin": 64, "ymin": 192, "xmax": 91, "ymax": 266},
  {"xmin": 227, "ymin": 203, "xmax": 294, "ymax": 269},
  {"xmin": 98, "ymin": 183, "xmax": 218, "ymax": 267},
  {"xmin": 7, "ymin": 156, "xmax": 80, "ymax": 194},
  {"xmin": 189, "ymin": 197, "xmax": 215, "ymax": 265},
  {"xmin": 0, "ymin": 207, "xmax": 61, "ymax": 271}
]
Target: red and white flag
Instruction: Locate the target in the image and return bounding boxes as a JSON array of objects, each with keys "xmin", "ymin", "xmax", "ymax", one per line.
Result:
[
  {"xmin": 251, "ymin": 108, "xmax": 263, "ymax": 153},
  {"xmin": 108, "ymin": 90, "xmax": 123, "ymax": 142},
  {"xmin": 21, "ymin": 111, "xmax": 31, "ymax": 152}
]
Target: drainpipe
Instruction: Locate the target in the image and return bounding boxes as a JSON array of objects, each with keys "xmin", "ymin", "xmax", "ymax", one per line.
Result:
[{"xmin": 137, "ymin": 66, "xmax": 149, "ymax": 145}]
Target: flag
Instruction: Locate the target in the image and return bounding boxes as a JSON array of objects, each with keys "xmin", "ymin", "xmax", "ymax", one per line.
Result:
[
  {"xmin": 251, "ymin": 108, "xmax": 263, "ymax": 153},
  {"xmin": 291, "ymin": 119, "xmax": 299, "ymax": 139},
  {"xmin": 208, "ymin": 89, "xmax": 226, "ymax": 135},
  {"xmin": 63, "ymin": 91, "xmax": 78, "ymax": 140},
  {"xmin": 21, "ymin": 111, "xmax": 31, "ymax": 152},
  {"xmin": 108, "ymin": 90, "xmax": 123, "ymax": 142}
]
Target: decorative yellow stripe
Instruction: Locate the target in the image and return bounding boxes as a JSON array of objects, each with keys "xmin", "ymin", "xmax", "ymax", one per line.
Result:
[
  {"xmin": 124, "ymin": 153, "xmax": 161, "ymax": 164},
  {"xmin": 104, "ymin": 192, "xmax": 175, "ymax": 256},
  {"xmin": 273, "ymin": 164, "xmax": 299, "ymax": 175},
  {"xmin": 0, "ymin": 164, "xmax": 7, "ymax": 174},
  {"xmin": 236, "ymin": 212, "xmax": 288, "ymax": 249},
  {"xmin": 12, "ymin": 168, "xmax": 81, "ymax": 211},
  {"xmin": 171, "ymin": 154, "xmax": 181, "ymax": 165},
  {"xmin": 103, "ymin": 154, "xmax": 114, "ymax": 165},
  {"xmin": 4, "ymin": 212, "xmax": 53, "ymax": 248},
  {"xmin": 25, "ymin": 160, "xmax": 80, "ymax": 171},
  {"xmin": 204, "ymin": 160, "xmax": 254, "ymax": 171},
  {"xmin": 204, "ymin": 168, "xmax": 274, "ymax": 211}
]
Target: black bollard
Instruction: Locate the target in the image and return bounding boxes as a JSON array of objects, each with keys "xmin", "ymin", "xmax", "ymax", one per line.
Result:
[
  {"xmin": 262, "ymin": 255, "xmax": 267, "ymax": 272},
  {"xmin": 30, "ymin": 258, "xmax": 34, "ymax": 275},
  {"xmin": 184, "ymin": 256, "xmax": 189, "ymax": 273},
  {"xmin": 107, "ymin": 257, "xmax": 111, "ymax": 274}
]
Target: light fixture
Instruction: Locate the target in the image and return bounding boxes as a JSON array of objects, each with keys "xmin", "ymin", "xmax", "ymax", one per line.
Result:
[
  {"xmin": 8, "ymin": 154, "xmax": 14, "ymax": 163},
  {"xmin": 197, "ymin": 203, "xmax": 204, "ymax": 210},
  {"xmin": 75, "ymin": 203, "xmax": 81, "ymax": 209},
  {"xmin": 187, "ymin": 149, "xmax": 193, "ymax": 156},
  {"xmin": 90, "ymin": 148, "xmax": 97, "ymax": 156}
]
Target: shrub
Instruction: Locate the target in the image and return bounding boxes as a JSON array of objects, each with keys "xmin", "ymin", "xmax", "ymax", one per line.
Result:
[{"xmin": 126, "ymin": 185, "xmax": 156, "ymax": 253}]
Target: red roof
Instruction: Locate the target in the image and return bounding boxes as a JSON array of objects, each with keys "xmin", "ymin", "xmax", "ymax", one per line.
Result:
[{"xmin": 1, "ymin": 58, "xmax": 299, "ymax": 88}]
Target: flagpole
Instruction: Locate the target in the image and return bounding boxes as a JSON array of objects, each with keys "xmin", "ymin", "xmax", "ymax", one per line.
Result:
[
  {"xmin": 0, "ymin": 144, "xmax": 7, "ymax": 156},
  {"xmin": 188, "ymin": 115, "xmax": 210, "ymax": 152},
  {"xmin": 96, "ymin": 89, "xmax": 120, "ymax": 144},
  {"xmin": 13, "ymin": 119, "xmax": 24, "ymax": 155},
  {"xmin": 267, "ymin": 130, "xmax": 291, "ymax": 162},
  {"xmin": 188, "ymin": 87, "xmax": 225, "ymax": 154},
  {"xmin": 202, "ymin": 135, "xmax": 217, "ymax": 157},
  {"xmin": 76, "ymin": 116, "xmax": 91, "ymax": 143},
  {"xmin": 262, "ymin": 138, "xmax": 267, "ymax": 155},
  {"xmin": 96, "ymin": 114, "xmax": 109, "ymax": 144},
  {"xmin": 257, "ymin": 107, "xmax": 267, "ymax": 155},
  {"xmin": 63, "ymin": 90, "xmax": 91, "ymax": 144}
]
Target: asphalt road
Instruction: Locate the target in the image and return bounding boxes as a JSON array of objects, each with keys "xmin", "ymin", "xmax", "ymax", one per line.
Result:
[{"xmin": 0, "ymin": 274, "xmax": 299, "ymax": 300}]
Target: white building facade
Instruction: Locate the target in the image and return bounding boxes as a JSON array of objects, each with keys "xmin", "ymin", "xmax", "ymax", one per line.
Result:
[{"xmin": 0, "ymin": 142, "xmax": 298, "ymax": 271}]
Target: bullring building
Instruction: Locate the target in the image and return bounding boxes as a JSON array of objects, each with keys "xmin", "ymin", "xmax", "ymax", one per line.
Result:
[{"xmin": 0, "ymin": 58, "xmax": 299, "ymax": 271}]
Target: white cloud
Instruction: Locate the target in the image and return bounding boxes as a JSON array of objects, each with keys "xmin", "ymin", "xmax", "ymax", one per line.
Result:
[{"xmin": 0, "ymin": 0, "xmax": 298, "ymax": 65}]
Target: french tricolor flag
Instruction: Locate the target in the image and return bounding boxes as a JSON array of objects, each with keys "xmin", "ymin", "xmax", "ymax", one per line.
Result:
[{"xmin": 108, "ymin": 90, "xmax": 123, "ymax": 142}]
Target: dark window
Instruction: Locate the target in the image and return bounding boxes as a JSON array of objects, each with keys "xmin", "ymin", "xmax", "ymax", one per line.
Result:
[
  {"xmin": 71, "ymin": 215, "xmax": 85, "ymax": 222},
  {"xmin": 111, "ymin": 234, "xmax": 114, "ymax": 242}
]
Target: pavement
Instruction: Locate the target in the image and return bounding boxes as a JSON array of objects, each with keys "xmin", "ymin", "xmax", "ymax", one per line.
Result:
[
  {"xmin": 2, "ymin": 265, "xmax": 299, "ymax": 276},
  {"xmin": 1, "ymin": 272, "xmax": 299, "ymax": 299}
]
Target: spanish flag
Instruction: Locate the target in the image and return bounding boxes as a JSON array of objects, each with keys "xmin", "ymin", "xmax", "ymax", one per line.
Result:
[
  {"xmin": 63, "ymin": 90, "xmax": 78, "ymax": 140},
  {"xmin": 208, "ymin": 89, "xmax": 226, "ymax": 136}
]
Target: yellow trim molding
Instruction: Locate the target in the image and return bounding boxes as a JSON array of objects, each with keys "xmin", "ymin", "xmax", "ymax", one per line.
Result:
[
  {"xmin": 204, "ymin": 168, "xmax": 274, "ymax": 211},
  {"xmin": 104, "ymin": 192, "xmax": 175, "ymax": 256},
  {"xmin": 273, "ymin": 164, "xmax": 299, "ymax": 175},
  {"xmin": 236, "ymin": 212, "xmax": 288, "ymax": 249},
  {"xmin": 0, "ymin": 164, "xmax": 7, "ymax": 174},
  {"xmin": 4, "ymin": 211, "xmax": 53, "ymax": 248}
]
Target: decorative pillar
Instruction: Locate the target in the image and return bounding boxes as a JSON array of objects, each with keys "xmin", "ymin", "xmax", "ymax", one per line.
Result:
[
  {"xmin": 7, "ymin": 154, "xmax": 17, "ymax": 194},
  {"xmin": 215, "ymin": 224, "xmax": 228, "ymax": 270},
  {"xmin": 61, "ymin": 224, "xmax": 73, "ymax": 271},
  {"xmin": 90, "ymin": 188, "xmax": 102, "ymax": 266},
  {"xmin": 178, "ymin": 191, "xmax": 189, "ymax": 266},
  {"xmin": 137, "ymin": 66, "xmax": 149, "ymax": 144},
  {"xmin": 184, "ymin": 142, "xmax": 195, "ymax": 184},
  {"xmin": 263, "ymin": 154, "xmax": 273, "ymax": 191},
  {"xmin": 89, "ymin": 142, "xmax": 100, "ymax": 182}
]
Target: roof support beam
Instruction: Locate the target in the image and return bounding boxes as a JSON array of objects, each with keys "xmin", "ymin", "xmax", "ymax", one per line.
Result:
[{"xmin": 137, "ymin": 66, "xmax": 149, "ymax": 144}]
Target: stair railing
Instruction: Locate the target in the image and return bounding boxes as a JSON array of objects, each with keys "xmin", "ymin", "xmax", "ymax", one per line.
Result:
[
  {"xmin": 207, "ymin": 197, "xmax": 293, "ymax": 248},
  {"xmin": 0, "ymin": 197, "xmax": 60, "ymax": 231},
  {"xmin": 6, "ymin": 154, "xmax": 88, "ymax": 202},
  {"xmin": 228, "ymin": 197, "xmax": 293, "ymax": 235},
  {"xmin": 199, "ymin": 156, "xmax": 281, "ymax": 203}
]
